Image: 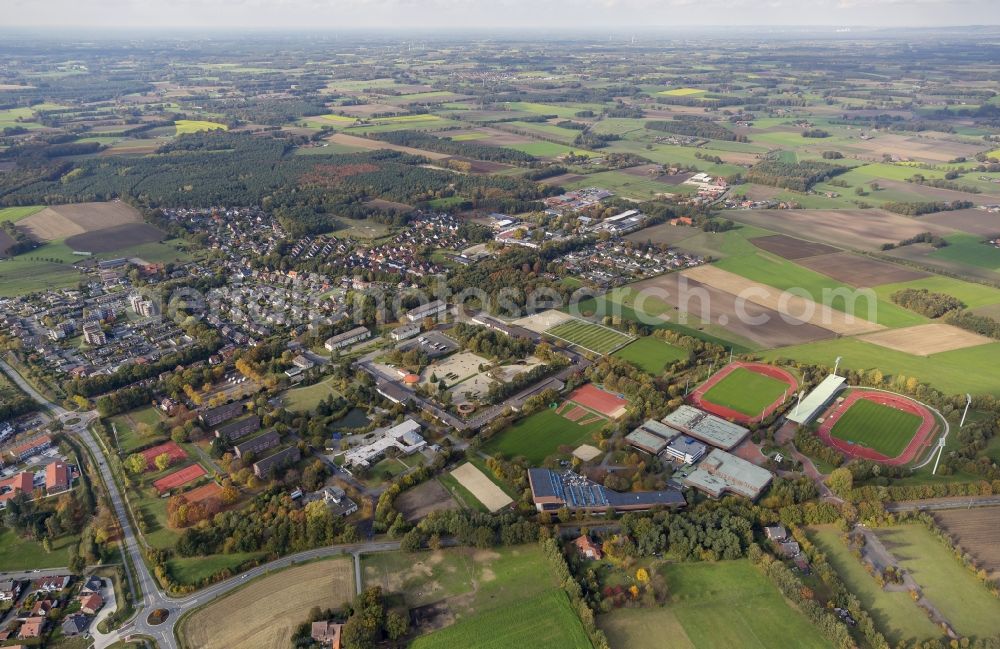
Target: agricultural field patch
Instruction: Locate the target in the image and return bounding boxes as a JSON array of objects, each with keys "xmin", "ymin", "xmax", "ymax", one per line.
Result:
[
  {"xmin": 930, "ymin": 233, "xmax": 1000, "ymax": 270},
  {"xmin": 64, "ymin": 222, "xmax": 165, "ymax": 253},
  {"xmin": 175, "ymin": 119, "xmax": 227, "ymax": 135},
  {"xmin": 859, "ymin": 323, "xmax": 992, "ymax": 356},
  {"xmin": 658, "ymin": 87, "xmax": 706, "ymax": 96},
  {"xmin": 179, "ymin": 558, "xmax": 354, "ymax": 649},
  {"xmin": 919, "ymin": 208, "xmax": 1000, "ymax": 237},
  {"xmin": 796, "ymin": 252, "xmax": 930, "ymax": 287},
  {"xmin": 934, "ymin": 507, "xmax": 1000, "ymax": 580},
  {"xmin": 749, "ymin": 234, "xmax": 839, "ymax": 260},
  {"xmin": 19, "ymin": 201, "xmax": 143, "ymax": 242}
]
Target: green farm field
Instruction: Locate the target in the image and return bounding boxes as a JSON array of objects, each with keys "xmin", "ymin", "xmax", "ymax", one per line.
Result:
[
  {"xmin": 0, "ymin": 205, "xmax": 44, "ymax": 224},
  {"xmin": 808, "ymin": 526, "xmax": 941, "ymax": 644},
  {"xmin": 930, "ymin": 234, "xmax": 1000, "ymax": 271},
  {"xmin": 484, "ymin": 407, "xmax": 605, "ymax": 463},
  {"xmin": 700, "ymin": 367, "xmax": 791, "ymax": 417},
  {"xmin": 546, "ymin": 319, "xmax": 633, "ymax": 354},
  {"xmin": 877, "ymin": 524, "xmax": 1000, "ymax": 639},
  {"xmin": 829, "ymin": 397, "xmax": 923, "ymax": 458},
  {"xmin": 612, "ymin": 336, "xmax": 688, "ymax": 374},
  {"xmin": 175, "ymin": 119, "xmax": 228, "ymax": 135}
]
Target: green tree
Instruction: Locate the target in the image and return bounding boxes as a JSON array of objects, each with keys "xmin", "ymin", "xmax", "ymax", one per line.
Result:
[
  {"xmin": 154, "ymin": 452, "xmax": 173, "ymax": 472},
  {"xmin": 827, "ymin": 467, "xmax": 853, "ymax": 497},
  {"xmin": 124, "ymin": 453, "xmax": 147, "ymax": 474}
]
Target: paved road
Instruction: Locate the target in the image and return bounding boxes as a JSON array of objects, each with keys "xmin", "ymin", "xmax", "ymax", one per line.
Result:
[
  {"xmin": 1, "ymin": 359, "xmax": 406, "ymax": 649},
  {"xmin": 886, "ymin": 496, "xmax": 1000, "ymax": 512}
]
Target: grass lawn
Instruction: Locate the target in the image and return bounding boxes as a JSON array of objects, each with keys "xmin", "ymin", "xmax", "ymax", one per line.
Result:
[
  {"xmin": 0, "ymin": 529, "xmax": 79, "ymax": 571},
  {"xmin": 701, "ymin": 367, "xmax": 791, "ymax": 417},
  {"xmin": 167, "ymin": 552, "xmax": 263, "ymax": 586},
  {"xmin": 658, "ymin": 87, "xmax": 706, "ymax": 96},
  {"xmin": 282, "ymin": 375, "xmax": 343, "ymax": 412},
  {"xmin": 762, "ymin": 337, "xmax": 1000, "ymax": 396},
  {"xmin": 829, "ymin": 397, "xmax": 923, "ymax": 458},
  {"xmin": 0, "ymin": 205, "xmax": 43, "ymax": 224},
  {"xmin": 599, "ymin": 608, "xmax": 694, "ymax": 649},
  {"xmin": 546, "ymin": 319, "xmax": 633, "ymax": 355},
  {"xmin": 483, "ymin": 408, "xmax": 606, "ymax": 464},
  {"xmin": 808, "ymin": 526, "xmax": 940, "ymax": 644},
  {"xmin": 660, "ymin": 560, "xmax": 833, "ymax": 649},
  {"xmin": 612, "ymin": 336, "xmax": 688, "ymax": 374},
  {"xmin": 175, "ymin": 119, "xmax": 228, "ymax": 135},
  {"xmin": 505, "ymin": 140, "xmax": 598, "ymax": 159},
  {"xmin": 108, "ymin": 405, "xmax": 165, "ymax": 453},
  {"xmin": 873, "ymin": 275, "xmax": 1000, "ymax": 310},
  {"xmin": 410, "ymin": 590, "xmax": 591, "ymax": 649},
  {"xmin": 0, "ymin": 239, "xmax": 86, "ymax": 297},
  {"xmin": 877, "ymin": 524, "xmax": 1000, "ymax": 639}
]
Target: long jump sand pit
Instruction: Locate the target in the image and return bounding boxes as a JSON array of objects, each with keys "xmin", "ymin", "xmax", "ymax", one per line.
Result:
[
  {"xmin": 681, "ymin": 265, "xmax": 884, "ymax": 336},
  {"xmin": 19, "ymin": 202, "xmax": 143, "ymax": 242},
  {"xmin": 179, "ymin": 558, "xmax": 355, "ymax": 649},
  {"xmin": 859, "ymin": 323, "xmax": 993, "ymax": 356},
  {"xmin": 450, "ymin": 463, "xmax": 512, "ymax": 512}
]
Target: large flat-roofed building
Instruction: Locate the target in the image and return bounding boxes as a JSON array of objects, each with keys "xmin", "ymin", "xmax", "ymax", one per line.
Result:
[
  {"xmin": 344, "ymin": 419, "xmax": 426, "ymax": 469},
  {"xmin": 405, "ymin": 299, "xmax": 448, "ymax": 323},
  {"xmin": 662, "ymin": 405, "xmax": 749, "ymax": 451},
  {"xmin": 199, "ymin": 401, "xmax": 245, "ymax": 428},
  {"xmin": 528, "ymin": 469, "xmax": 685, "ymax": 513},
  {"xmin": 324, "ymin": 326, "xmax": 370, "ymax": 351},
  {"xmin": 625, "ymin": 419, "xmax": 677, "ymax": 455},
  {"xmin": 786, "ymin": 374, "xmax": 847, "ymax": 426},
  {"xmin": 664, "ymin": 435, "xmax": 707, "ymax": 465},
  {"xmin": 683, "ymin": 449, "xmax": 773, "ymax": 500},
  {"xmin": 391, "ymin": 323, "xmax": 421, "ymax": 341},
  {"xmin": 215, "ymin": 415, "xmax": 260, "ymax": 441},
  {"xmin": 252, "ymin": 445, "xmax": 301, "ymax": 478}
]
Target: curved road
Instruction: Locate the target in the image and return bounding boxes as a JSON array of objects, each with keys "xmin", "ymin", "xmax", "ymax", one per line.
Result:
[{"xmin": 0, "ymin": 359, "xmax": 400, "ymax": 649}]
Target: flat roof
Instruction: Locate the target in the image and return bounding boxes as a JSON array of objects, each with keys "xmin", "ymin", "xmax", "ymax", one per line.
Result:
[
  {"xmin": 684, "ymin": 449, "xmax": 772, "ymax": 500},
  {"xmin": 787, "ymin": 374, "xmax": 846, "ymax": 425},
  {"xmin": 662, "ymin": 405, "xmax": 749, "ymax": 450},
  {"xmin": 625, "ymin": 429, "xmax": 669, "ymax": 454}
]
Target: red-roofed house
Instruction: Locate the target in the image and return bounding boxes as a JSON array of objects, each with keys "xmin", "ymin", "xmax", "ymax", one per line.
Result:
[
  {"xmin": 311, "ymin": 621, "xmax": 342, "ymax": 649},
  {"xmin": 30, "ymin": 599, "xmax": 53, "ymax": 617},
  {"xmin": 79, "ymin": 592, "xmax": 104, "ymax": 615},
  {"xmin": 45, "ymin": 461, "xmax": 71, "ymax": 495},
  {"xmin": 18, "ymin": 617, "xmax": 45, "ymax": 639},
  {"xmin": 0, "ymin": 472, "xmax": 34, "ymax": 504},
  {"xmin": 573, "ymin": 534, "xmax": 603, "ymax": 561},
  {"xmin": 8, "ymin": 435, "xmax": 52, "ymax": 462}
]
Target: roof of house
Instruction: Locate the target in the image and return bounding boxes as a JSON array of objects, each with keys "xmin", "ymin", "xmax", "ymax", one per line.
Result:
[
  {"xmin": 0, "ymin": 472, "xmax": 34, "ymax": 502},
  {"xmin": 62, "ymin": 614, "xmax": 89, "ymax": 635},
  {"xmin": 786, "ymin": 374, "xmax": 846, "ymax": 425},
  {"xmin": 215, "ymin": 415, "xmax": 260, "ymax": 439},
  {"xmin": 79, "ymin": 592, "xmax": 103, "ymax": 611},
  {"xmin": 45, "ymin": 461, "xmax": 70, "ymax": 491}
]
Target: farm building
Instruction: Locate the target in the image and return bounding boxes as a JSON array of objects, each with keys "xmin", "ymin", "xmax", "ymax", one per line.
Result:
[
  {"xmin": 528, "ymin": 469, "xmax": 685, "ymax": 513},
  {"xmin": 662, "ymin": 405, "xmax": 749, "ymax": 450},
  {"xmin": 664, "ymin": 435, "xmax": 707, "ymax": 465},
  {"xmin": 324, "ymin": 326, "xmax": 370, "ymax": 351},
  {"xmin": 312, "ymin": 620, "xmax": 343, "ymax": 649},
  {"xmin": 625, "ymin": 419, "xmax": 676, "ymax": 455},
  {"xmin": 404, "ymin": 299, "xmax": 448, "ymax": 323},
  {"xmin": 786, "ymin": 374, "xmax": 847, "ymax": 426},
  {"xmin": 344, "ymin": 419, "xmax": 425, "ymax": 469},
  {"xmin": 252, "ymin": 446, "xmax": 301, "ymax": 478},
  {"xmin": 199, "ymin": 401, "xmax": 245, "ymax": 428},
  {"xmin": 683, "ymin": 449, "xmax": 773, "ymax": 500},
  {"xmin": 234, "ymin": 430, "xmax": 281, "ymax": 459},
  {"xmin": 214, "ymin": 415, "xmax": 261, "ymax": 441}
]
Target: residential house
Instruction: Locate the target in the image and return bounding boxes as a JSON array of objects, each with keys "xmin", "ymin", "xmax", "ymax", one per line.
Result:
[
  {"xmin": 34, "ymin": 575, "xmax": 71, "ymax": 593},
  {"xmin": 252, "ymin": 446, "xmax": 301, "ymax": 479},
  {"xmin": 18, "ymin": 617, "xmax": 45, "ymax": 639},
  {"xmin": 311, "ymin": 621, "xmax": 342, "ymax": 649},
  {"xmin": 62, "ymin": 614, "xmax": 90, "ymax": 637},
  {"xmin": 45, "ymin": 461, "xmax": 71, "ymax": 495},
  {"xmin": 573, "ymin": 535, "xmax": 603, "ymax": 561},
  {"xmin": 0, "ymin": 579, "xmax": 22, "ymax": 602},
  {"xmin": 79, "ymin": 592, "xmax": 104, "ymax": 615},
  {"xmin": 234, "ymin": 430, "xmax": 281, "ymax": 459}
]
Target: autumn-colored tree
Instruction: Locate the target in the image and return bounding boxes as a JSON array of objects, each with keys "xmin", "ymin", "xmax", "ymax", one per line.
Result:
[
  {"xmin": 154, "ymin": 452, "xmax": 172, "ymax": 472},
  {"xmin": 124, "ymin": 453, "xmax": 147, "ymax": 474}
]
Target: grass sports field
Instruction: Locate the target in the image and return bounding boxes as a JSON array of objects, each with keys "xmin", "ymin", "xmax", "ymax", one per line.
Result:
[
  {"xmin": 829, "ymin": 398, "xmax": 922, "ymax": 458},
  {"xmin": 484, "ymin": 408, "xmax": 605, "ymax": 463},
  {"xmin": 808, "ymin": 527, "xmax": 940, "ymax": 644},
  {"xmin": 877, "ymin": 524, "xmax": 1000, "ymax": 638},
  {"xmin": 629, "ymin": 560, "xmax": 834, "ymax": 649},
  {"xmin": 612, "ymin": 336, "xmax": 687, "ymax": 374},
  {"xmin": 546, "ymin": 319, "xmax": 633, "ymax": 354},
  {"xmin": 700, "ymin": 367, "xmax": 790, "ymax": 417}
]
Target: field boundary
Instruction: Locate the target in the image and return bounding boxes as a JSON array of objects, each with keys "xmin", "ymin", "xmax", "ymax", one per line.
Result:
[
  {"xmin": 689, "ymin": 361, "xmax": 797, "ymax": 424},
  {"xmin": 816, "ymin": 388, "xmax": 938, "ymax": 465}
]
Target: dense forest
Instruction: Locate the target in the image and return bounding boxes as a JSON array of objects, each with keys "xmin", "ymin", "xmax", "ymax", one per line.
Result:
[
  {"xmin": 744, "ymin": 160, "xmax": 848, "ymax": 191},
  {"xmin": 645, "ymin": 119, "xmax": 746, "ymax": 142},
  {"xmin": 881, "ymin": 200, "xmax": 974, "ymax": 216},
  {"xmin": 890, "ymin": 288, "xmax": 964, "ymax": 318},
  {"xmin": 367, "ymin": 130, "xmax": 535, "ymax": 164}
]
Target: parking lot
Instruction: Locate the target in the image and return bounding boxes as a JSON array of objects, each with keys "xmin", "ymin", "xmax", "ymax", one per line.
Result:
[{"xmin": 397, "ymin": 330, "xmax": 459, "ymax": 358}]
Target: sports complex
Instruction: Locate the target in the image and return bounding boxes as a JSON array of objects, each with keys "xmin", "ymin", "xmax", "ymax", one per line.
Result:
[{"xmin": 688, "ymin": 361, "xmax": 798, "ymax": 424}]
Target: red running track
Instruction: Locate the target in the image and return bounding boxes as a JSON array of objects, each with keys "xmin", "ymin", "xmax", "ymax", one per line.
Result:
[
  {"xmin": 816, "ymin": 390, "xmax": 936, "ymax": 466},
  {"xmin": 688, "ymin": 361, "xmax": 798, "ymax": 425}
]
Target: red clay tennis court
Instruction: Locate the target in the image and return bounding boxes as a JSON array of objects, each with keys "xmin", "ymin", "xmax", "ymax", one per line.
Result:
[
  {"xmin": 567, "ymin": 384, "xmax": 629, "ymax": 419},
  {"xmin": 141, "ymin": 441, "xmax": 189, "ymax": 471},
  {"xmin": 153, "ymin": 464, "xmax": 206, "ymax": 494},
  {"xmin": 816, "ymin": 390, "xmax": 937, "ymax": 466},
  {"xmin": 183, "ymin": 482, "xmax": 222, "ymax": 505}
]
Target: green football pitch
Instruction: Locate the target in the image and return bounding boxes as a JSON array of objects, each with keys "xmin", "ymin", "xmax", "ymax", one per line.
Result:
[
  {"xmin": 701, "ymin": 367, "xmax": 790, "ymax": 417},
  {"xmin": 830, "ymin": 398, "xmax": 922, "ymax": 458}
]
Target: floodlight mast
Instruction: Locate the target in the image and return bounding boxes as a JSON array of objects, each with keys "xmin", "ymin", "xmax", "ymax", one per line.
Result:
[
  {"xmin": 833, "ymin": 356, "xmax": 842, "ymax": 376},
  {"xmin": 960, "ymin": 393, "xmax": 972, "ymax": 428}
]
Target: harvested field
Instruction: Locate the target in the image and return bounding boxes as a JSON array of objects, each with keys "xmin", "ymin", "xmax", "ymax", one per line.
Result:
[
  {"xmin": 538, "ymin": 173, "xmax": 585, "ymax": 186},
  {"xmin": 624, "ymin": 223, "xmax": 701, "ymax": 246},
  {"xmin": 842, "ymin": 133, "xmax": 986, "ymax": 163},
  {"xmin": 919, "ymin": 208, "xmax": 1000, "ymax": 237},
  {"xmin": 626, "ymin": 273, "xmax": 837, "ymax": 348},
  {"xmin": 731, "ymin": 209, "xmax": 956, "ymax": 252},
  {"xmin": 395, "ymin": 479, "xmax": 459, "ymax": 522},
  {"xmin": 797, "ymin": 252, "xmax": 929, "ymax": 287},
  {"xmin": 876, "ymin": 180, "xmax": 999, "ymax": 206},
  {"xmin": 326, "ymin": 132, "xmax": 450, "ymax": 160},
  {"xmin": 0, "ymin": 231, "xmax": 15, "ymax": 256},
  {"xmin": 183, "ymin": 482, "xmax": 222, "ymax": 506},
  {"xmin": 750, "ymin": 234, "xmax": 840, "ymax": 260},
  {"xmin": 153, "ymin": 464, "xmax": 206, "ymax": 494},
  {"xmin": 682, "ymin": 265, "xmax": 884, "ymax": 335},
  {"xmin": 64, "ymin": 222, "xmax": 164, "ymax": 253},
  {"xmin": 859, "ymin": 323, "xmax": 992, "ymax": 356},
  {"xmin": 19, "ymin": 201, "xmax": 143, "ymax": 242},
  {"xmin": 935, "ymin": 507, "xmax": 1000, "ymax": 580},
  {"xmin": 449, "ymin": 463, "xmax": 512, "ymax": 512},
  {"xmin": 179, "ymin": 558, "xmax": 354, "ymax": 649}
]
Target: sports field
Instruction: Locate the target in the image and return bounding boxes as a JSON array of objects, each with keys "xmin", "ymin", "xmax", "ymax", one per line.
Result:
[
  {"xmin": 829, "ymin": 398, "xmax": 922, "ymax": 459},
  {"xmin": 545, "ymin": 318, "xmax": 633, "ymax": 354},
  {"xmin": 612, "ymin": 336, "xmax": 687, "ymax": 374},
  {"xmin": 700, "ymin": 367, "xmax": 791, "ymax": 418},
  {"xmin": 484, "ymin": 408, "xmax": 605, "ymax": 463},
  {"xmin": 638, "ymin": 560, "xmax": 834, "ymax": 649}
]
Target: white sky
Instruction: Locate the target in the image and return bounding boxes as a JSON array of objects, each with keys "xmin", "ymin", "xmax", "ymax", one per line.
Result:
[{"xmin": 5, "ymin": 0, "xmax": 1000, "ymax": 29}]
